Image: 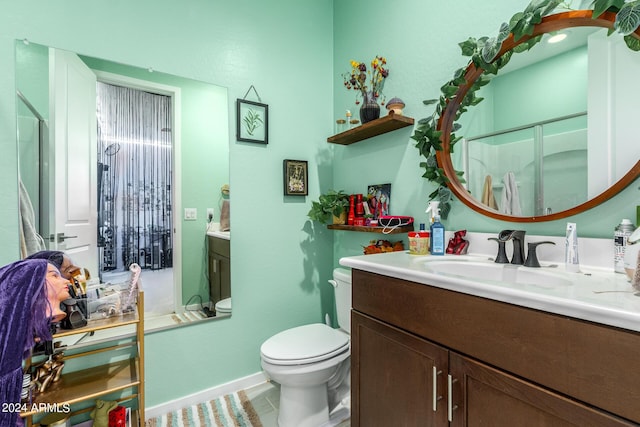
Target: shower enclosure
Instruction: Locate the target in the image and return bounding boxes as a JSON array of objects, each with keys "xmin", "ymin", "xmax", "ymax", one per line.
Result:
[{"xmin": 97, "ymin": 82, "xmax": 173, "ymax": 275}]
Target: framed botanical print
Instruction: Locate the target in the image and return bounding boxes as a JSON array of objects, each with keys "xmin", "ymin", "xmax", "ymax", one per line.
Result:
[
  {"xmin": 236, "ymin": 99, "xmax": 268, "ymax": 144},
  {"xmin": 283, "ymin": 159, "xmax": 308, "ymax": 196}
]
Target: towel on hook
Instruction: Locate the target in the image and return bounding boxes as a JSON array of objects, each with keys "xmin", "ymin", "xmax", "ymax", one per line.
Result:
[
  {"xmin": 481, "ymin": 175, "xmax": 499, "ymax": 210},
  {"xmin": 18, "ymin": 179, "xmax": 46, "ymax": 258},
  {"xmin": 220, "ymin": 200, "xmax": 230, "ymax": 231},
  {"xmin": 500, "ymin": 171, "xmax": 522, "ymax": 216}
]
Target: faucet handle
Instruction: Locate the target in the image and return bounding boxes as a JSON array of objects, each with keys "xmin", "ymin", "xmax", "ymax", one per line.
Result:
[
  {"xmin": 524, "ymin": 241, "xmax": 556, "ymax": 268},
  {"xmin": 488, "ymin": 237, "xmax": 509, "ymax": 264}
]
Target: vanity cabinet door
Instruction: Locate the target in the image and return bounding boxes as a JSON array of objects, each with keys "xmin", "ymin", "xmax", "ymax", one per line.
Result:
[
  {"xmin": 208, "ymin": 236, "xmax": 230, "ymax": 308},
  {"xmin": 448, "ymin": 353, "xmax": 636, "ymax": 427},
  {"xmin": 351, "ymin": 311, "xmax": 448, "ymax": 427}
]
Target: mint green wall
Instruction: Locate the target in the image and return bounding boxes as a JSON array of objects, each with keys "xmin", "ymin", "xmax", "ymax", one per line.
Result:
[
  {"xmin": 464, "ymin": 46, "xmax": 588, "ymax": 144},
  {"xmin": 0, "ymin": 0, "xmax": 333, "ymax": 408},
  {"xmin": 491, "ymin": 46, "xmax": 587, "ymax": 132},
  {"xmin": 2, "ymin": 0, "xmax": 639, "ymax": 412},
  {"xmin": 15, "ymin": 42, "xmax": 49, "ymax": 118},
  {"xmin": 332, "ymin": 0, "xmax": 639, "ymax": 265}
]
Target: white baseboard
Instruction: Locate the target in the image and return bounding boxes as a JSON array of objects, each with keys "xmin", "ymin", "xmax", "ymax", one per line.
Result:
[{"xmin": 145, "ymin": 371, "xmax": 269, "ymax": 419}]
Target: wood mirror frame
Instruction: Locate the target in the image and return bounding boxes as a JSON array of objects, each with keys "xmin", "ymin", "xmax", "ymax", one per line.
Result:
[{"xmin": 436, "ymin": 10, "xmax": 640, "ymax": 223}]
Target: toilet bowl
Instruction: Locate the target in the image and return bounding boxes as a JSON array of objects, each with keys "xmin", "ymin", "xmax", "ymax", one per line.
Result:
[
  {"xmin": 260, "ymin": 268, "xmax": 352, "ymax": 427},
  {"xmin": 214, "ymin": 297, "xmax": 231, "ymax": 315}
]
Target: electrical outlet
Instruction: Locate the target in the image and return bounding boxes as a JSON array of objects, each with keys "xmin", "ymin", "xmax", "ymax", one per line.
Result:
[
  {"xmin": 207, "ymin": 208, "xmax": 214, "ymax": 220},
  {"xmin": 184, "ymin": 208, "xmax": 197, "ymax": 220}
]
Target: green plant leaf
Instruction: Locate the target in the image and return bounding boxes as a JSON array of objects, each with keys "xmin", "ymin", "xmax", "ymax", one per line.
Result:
[
  {"xmin": 524, "ymin": 0, "xmax": 545, "ymax": 14},
  {"xmin": 592, "ymin": 0, "xmax": 624, "ymax": 18},
  {"xmin": 539, "ymin": 0, "xmax": 562, "ymax": 17},
  {"xmin": 482, "ymin": 37, "xmax": 502, "ymax": 62},
  {"xmin": 440, "ymin": 201, "xmax": 451, "ymax": 220},
  {"xmin": 615, "ymin": 1, "xmax": 640, "ymax": 35},
  {"xmin": 497, "ymin": 22, "xmax": 511, "ymax": 42},
  {"xmin": 459, "ymin": 38, "xmax": 478, "ymax": 56},
  {"xmin": 624, "ymin": 33, "xmax": 640, "ymax": 50},
  {"xmin": 441, "ymin": 83, "xmax": 459, "ymax": 98},
  {"xmin": 510, "ymin": 12, "xmax": 525, "ymax": 30},
  {"xmin": 453, "ymin": 67, "xmax": 467, "ymax": 80}
]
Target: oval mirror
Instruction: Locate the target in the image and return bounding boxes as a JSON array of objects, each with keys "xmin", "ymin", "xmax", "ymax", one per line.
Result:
[{"xmin": 436, "ymin": 10, "xmax": 640, "ymax": 222}]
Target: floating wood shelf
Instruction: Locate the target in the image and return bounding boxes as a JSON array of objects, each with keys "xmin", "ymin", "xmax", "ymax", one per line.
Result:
[
  {"xmin": 327, "ymin": 224, "xmax": 414, "ymax": 234},
  {"xmin": 327, "ymin": 113, "xmax": 414, "ymax": 145}
]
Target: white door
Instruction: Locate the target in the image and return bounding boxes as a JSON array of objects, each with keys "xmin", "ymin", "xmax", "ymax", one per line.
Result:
[{"xmin": 48, "ymin": 48, "xmax": 98, "ymax": 275}]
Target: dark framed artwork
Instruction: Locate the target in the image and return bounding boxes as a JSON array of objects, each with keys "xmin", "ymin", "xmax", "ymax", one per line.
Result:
[
  {"xmin": 283, "ymin": 159, "xmax": 308, "ymax": 196},
  {"xmin": 367, "ymin": 183, "xmax": 391, "ymax": 218},
  {"xmin": 236, "ymin": 99, "xmax": 268, "ymax": 144}
]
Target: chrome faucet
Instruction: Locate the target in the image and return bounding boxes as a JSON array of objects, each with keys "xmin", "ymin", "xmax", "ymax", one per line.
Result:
[{"xmin": 497, "ymin": 230, "xmax": 526, "ymax": 265}]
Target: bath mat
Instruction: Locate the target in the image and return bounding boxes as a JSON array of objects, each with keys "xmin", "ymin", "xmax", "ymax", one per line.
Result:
[{"xmin": 146, "ymin": 390, "xmax": 263, "ymax": 427}]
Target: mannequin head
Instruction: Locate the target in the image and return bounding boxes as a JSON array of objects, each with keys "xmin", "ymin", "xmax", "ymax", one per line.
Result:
[
  {"xmin": 26, "ymin": 250, "xmax": 79, "ymax": 279},
  {"xmin": 45, "ymin": 263, "xmax": 71, "ymax": 321}
]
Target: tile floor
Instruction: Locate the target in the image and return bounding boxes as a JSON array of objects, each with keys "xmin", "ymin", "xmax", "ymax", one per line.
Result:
[{"xmin": 244, "ymin": 381, "xmax": 350, "ymax": 427}]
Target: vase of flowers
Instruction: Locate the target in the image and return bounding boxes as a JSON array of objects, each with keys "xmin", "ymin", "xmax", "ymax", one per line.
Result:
[{"xmin": 343, "ymin": 56, "xmax": 388, "ymax": 124}]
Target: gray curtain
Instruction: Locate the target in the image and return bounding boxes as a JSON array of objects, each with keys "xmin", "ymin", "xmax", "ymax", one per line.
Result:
[{"xmin": 96, "ymin": 82, "xmax": 173, "ymax": 273}]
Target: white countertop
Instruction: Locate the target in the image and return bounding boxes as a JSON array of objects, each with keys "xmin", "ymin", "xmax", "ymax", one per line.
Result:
[
  {"xmin": 206, "ymin": 230, "xmax": 230, "ymax": 240},
  {"xmin": 340, "ymin": 251, "xmax": 640, "ymax": 333}
]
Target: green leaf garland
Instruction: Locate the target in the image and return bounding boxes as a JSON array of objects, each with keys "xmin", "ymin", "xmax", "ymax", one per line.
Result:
[{"xmin": 412, "ymin": 0, "xmax": 639, "ymax": 220}]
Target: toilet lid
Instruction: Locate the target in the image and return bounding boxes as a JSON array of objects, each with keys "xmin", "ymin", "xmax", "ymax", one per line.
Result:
[
  {"xmin": 261, "ymin": 323, "xmax": 349, "ymax": 365},
  {"xmin": 215, "ymin": 298, "xmax": 231, "ymax": 312}
]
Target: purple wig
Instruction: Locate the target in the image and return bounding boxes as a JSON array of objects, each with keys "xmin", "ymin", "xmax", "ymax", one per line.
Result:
[{"xmin": 0, "ymin": 259, "xmax": 50, "ymax": 426}]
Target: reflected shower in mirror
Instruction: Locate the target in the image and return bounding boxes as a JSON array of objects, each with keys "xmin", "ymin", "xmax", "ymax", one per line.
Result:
[
  {"xmin": 15, "ymin": 40, "xmax": 230, "ymax": 331},
  {"xmin": 439, "ymin": 13, "xmax": 640, "ymax": 221}
]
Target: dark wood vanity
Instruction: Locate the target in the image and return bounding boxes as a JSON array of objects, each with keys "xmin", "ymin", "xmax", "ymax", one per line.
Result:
[
  {"xmin": 208, "ymin": 235, "xmax": 230, "ymax": 310},
  {"xmin": 351, "ymin": 269, "xmax": 640, "ymax": 426}
]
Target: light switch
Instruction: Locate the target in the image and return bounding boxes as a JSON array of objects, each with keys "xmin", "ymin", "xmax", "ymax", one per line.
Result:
[{"xmin": 184, "ymin": 208, "xmax": 197, "ymax": 220}]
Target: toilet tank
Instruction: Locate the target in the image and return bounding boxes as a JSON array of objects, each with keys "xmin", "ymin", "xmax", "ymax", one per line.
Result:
[{"xmin": 332, "ymin": 268, "xmax": 352, "ymax": 334}]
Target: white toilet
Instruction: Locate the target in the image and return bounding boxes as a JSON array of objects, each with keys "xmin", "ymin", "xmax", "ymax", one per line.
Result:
[
  {"xmin": 214, "ymin": 297, "xmax": 231, "ymax": 316},
  {"xmin": 260, "ymin": 268, "xmax": 352, "ymax": 427}
]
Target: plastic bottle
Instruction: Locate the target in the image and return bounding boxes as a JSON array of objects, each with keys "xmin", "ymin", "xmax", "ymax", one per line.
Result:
[
  {"xmin": 426, "ymin": 201, "xmax": 440, "ymax": 225},
  {"xmin": 354, "ymin": 194, "xmax": 365, "ymax": 226},
  {"xmin": 430, "ymin": 215, "xmax": 445, "ymax": 256},
  {"xmin": 347, "ymin": 194, "xmax": 355, "ymax": 226},
  {"xmin": 614, "ymin": 219, "xmax": 637, "ymax": 273},
  {"xmin": 409, "ymin": 223, "xmax": 430, "ymax": 255}
]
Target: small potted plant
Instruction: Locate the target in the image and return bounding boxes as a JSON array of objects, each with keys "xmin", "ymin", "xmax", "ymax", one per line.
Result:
[{"xmin": 307, "ymin": 190, "xmax": 350, "ymax": 225}]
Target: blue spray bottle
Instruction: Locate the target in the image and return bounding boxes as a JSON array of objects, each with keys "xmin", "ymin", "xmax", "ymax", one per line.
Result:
[{"xmin": 430, "ymin": 214, "xmax": 445, "ymax": 255}]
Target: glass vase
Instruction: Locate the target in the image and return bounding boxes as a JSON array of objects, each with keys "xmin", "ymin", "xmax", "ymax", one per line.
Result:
[{"xmin": 359, "ymin": 92, "xmax": 380, "ymax": 124}]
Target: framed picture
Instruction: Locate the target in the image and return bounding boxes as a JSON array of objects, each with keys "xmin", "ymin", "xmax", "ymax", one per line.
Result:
[
  {"xmin": 236, "ymin": 99, "xmax": 268, "ymax": 144},
  {"xmin": 283, "ymin": 159, "xmax": 308, "ymax": 196},
  {"xmin": 367, "ymin": 183, "xmax": 391, "ymax": 218}
]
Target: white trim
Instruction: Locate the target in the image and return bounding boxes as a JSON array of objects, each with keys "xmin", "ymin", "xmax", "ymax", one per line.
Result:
[
  {"xmin": 93, "ymin": 70, "xmax": 183, "ymax": 316},
  {"xmin": 144, "ymin": 371, "xmax": 269, "ymax": 419}
]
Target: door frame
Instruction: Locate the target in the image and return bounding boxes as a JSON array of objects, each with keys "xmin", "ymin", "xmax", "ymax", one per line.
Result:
[{"xmin": 94, "ymin": 70, "xmax": 183, "ymax": 315}]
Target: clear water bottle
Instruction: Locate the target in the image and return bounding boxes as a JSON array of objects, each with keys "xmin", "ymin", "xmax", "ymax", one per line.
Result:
[{"xmin": 614, "ymin": 219, "xmax": 637, "ymax": 273}]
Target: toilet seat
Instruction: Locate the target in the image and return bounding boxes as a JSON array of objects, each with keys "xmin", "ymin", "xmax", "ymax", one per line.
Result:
[
  {"xmin": 261, "ymin": 323, "xmax": 349, "ymax": 366},
  {"xmin": 215, "ymin": 297, "xmax": 231, "ymax": 313}
]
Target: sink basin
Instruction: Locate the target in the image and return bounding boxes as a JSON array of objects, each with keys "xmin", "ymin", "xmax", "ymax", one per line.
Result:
[
  {"xmin": 422, "ymin": 259, "xmax": 572, "ymax": 288},
  {"xmin": 207, "ymin": 230, "xmax": 230, "ymax": 240}
]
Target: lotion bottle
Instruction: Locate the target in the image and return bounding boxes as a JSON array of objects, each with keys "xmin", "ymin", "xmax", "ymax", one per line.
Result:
[{"xmin": 430, "ymin": 215, "xmax": 445, "ymax": 255}]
